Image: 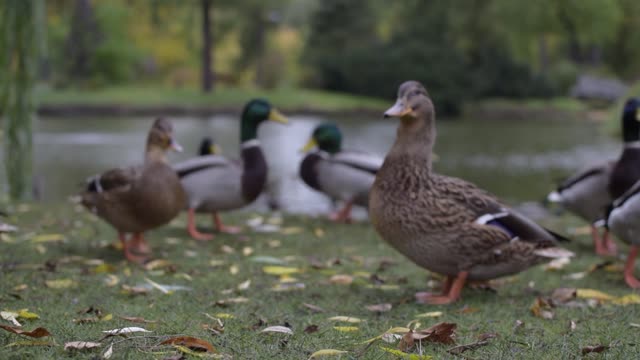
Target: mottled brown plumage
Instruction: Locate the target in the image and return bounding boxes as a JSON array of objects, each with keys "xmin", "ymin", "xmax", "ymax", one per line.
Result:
[
  {"xmin": 81, "ymin": 117, "xmax": 186, "ymax": 262},
  {"xmin": 370, "ymin": 81, "xmax": 572, "ymax": 304}
]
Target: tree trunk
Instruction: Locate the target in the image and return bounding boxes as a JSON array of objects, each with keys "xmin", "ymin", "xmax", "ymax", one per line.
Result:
[
  {"xmin": 1, "ymin": 0, "xmax": 38, "ymax": 200},
  {"xmin": 201, "ymin": 0, "xmax": 214, "ymax": 92}
]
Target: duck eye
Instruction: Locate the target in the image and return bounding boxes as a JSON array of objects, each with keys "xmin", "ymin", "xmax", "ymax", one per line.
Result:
[{"xmin": 412, "ymin": 90, "xmax": 421, "ymax": 97}]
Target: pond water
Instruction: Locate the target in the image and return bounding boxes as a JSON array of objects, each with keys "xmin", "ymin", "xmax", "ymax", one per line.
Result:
[{"xmin": 27, "ymin": 114, "xmax": 619, "ymax": 216}]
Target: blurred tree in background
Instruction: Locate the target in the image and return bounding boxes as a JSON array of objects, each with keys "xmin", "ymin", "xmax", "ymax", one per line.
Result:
[
  {"xmin": 11, "ymin": 0, "xmax": 640, "ymax": 114},
  {"xmin": 1, "ymin": 0, "xmax": 41, "ymax": 200}
]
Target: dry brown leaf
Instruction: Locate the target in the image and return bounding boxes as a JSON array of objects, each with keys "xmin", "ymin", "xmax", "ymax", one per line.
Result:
[
  {"xmin": 413, "ymin": 322, "xmax": 456, "ymax": 344},
  {"xmin": 550, "ymin": 288, "xmax": 577, "ymax": 304},
  {"xmin": 304, "ymin": 325, "xmax": 319, "ymax": 334},
  {"xmin": 365, "ymin": 303, "xmax": 392, "ymax": 312},
  {"xmin": 582, "ymin": 345, "xmax": 609, "ymax": 355},
  {"xmin": 121, "ymin": 285, "xmax": 149, "ymax": 295},
  {"xmin": 530, "ymin": 297, "xmax": 554, "ymax": 319},
  {"xmin": 456, "ymin": 306, "xmax": 479, "ymax": 314},
  {"xmin": 64, "ymin": 341, "xmax": 102, "ymax": 351},
  {"xmin": 398, "ymin": 330, "xmax": 415, "ymax": 352},
  {"xmin": 161, "ymin": 336, "xmax": 216, "ymax": 353},
  {"xmin": 0, "ymin": 325, "xmax": 51, "ymax": 338}
]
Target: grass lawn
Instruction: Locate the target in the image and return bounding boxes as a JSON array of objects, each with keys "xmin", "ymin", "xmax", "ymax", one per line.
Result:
[
  {"xmin": 36, "ymin": 85, "xmax": 389, "ymax": 112},
  {"xmin": 1, "ymin": 202, "xmax": 640, "ymax": 359}
]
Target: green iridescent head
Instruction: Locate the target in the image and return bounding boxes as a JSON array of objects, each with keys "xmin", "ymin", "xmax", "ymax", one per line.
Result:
[
  {"xmin": 240, "ymin": 99, "xmax": 288, "ymax": 142},
  {"xmin": 301, "ymin": 123, "xmax": 342, "ymax": 154}
]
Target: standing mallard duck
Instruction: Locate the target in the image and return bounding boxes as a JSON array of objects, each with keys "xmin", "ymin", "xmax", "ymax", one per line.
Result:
[
  {"xmin": 547, "ymin": 161, "xmax": 616, "ymax": 256},
  {"xmin": 370, "ymin": 81, "xmax": 573, "ymax": 305},
  {"xmin": 173, "ymin": 99, "xmax": 288, "ymax": 240},
  {"xmin": 608, "ymin": 98, "xmax": 640, "ymax": 199},
  {"xmin": 198, "ymin": 136, "xmax": 222, "ymax": 157},
  {"xmin": 605, "ymin": 179, "xmax": 640, "ymax": 288},
  {"xmin": 81, "ymin": 118, "xmax": 186, "ymax": 263},
  {"xmin": 299, "ymin": 123, "xmax": 382, "ymax": 222}
]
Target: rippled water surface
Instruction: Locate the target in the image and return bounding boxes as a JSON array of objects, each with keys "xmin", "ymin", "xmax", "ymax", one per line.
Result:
[{"xmin": 26, "ymin": 114, "xmax": 618, "ymax": 215}]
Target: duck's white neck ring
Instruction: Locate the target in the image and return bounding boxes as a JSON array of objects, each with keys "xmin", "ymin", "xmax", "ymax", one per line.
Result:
[
  {"xmin": 625, "ymin": 141, "xmax": 640, "ymax": 149},
  {"xmin": 241, "ymin": 139, "xmax": 261, "ymax": 149}
]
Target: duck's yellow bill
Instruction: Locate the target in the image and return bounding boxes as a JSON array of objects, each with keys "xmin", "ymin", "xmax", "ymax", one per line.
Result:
[
  {"xmin": 384, "ymin": 100, "xmax": 411, "ymax": 118},
  {"xmin": 300, "ymin": 138, "xmax": 317, "ymax": 152},
  {"xmin": 268, "ymin": 109, "xmax": 289, "ymax": 124},
  {"xmin": 210, "ymin": 144, "xmax": 222, "ymax": 155}
]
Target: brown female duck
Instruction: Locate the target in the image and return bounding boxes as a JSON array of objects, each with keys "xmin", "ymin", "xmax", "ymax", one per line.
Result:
[
  {"xmin": 81, "ymin": 118, "xmax": 186, "ymax": 263},
  {"xmin": 370, "ymin": 81, "xmax": 573, "ymax": 305}
]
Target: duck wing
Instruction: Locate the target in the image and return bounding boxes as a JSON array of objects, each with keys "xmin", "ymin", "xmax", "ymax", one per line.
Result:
[
  {"xmin": 331, "ymin": 150, "xmax": 383, "ymax": 175},
  {"xmin": 436, "ymin": 174, "xmax": 568, "ymax": 244},
  {"xmin": 556, "ymin": 161, "xmax": 614, "ymax": 192},
  {"xmin": 173, "ymin": 155, "xmax": 235, "ymax": 178},
  {"xmin": 86, "ymin": 166, "xmax": 140, "ymax": 193}
]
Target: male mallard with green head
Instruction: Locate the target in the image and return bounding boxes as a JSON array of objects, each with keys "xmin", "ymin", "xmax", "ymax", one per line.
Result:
[
  {"xmin": 81, "ymin": 117, "xmax": 186, "ymax": 263},
  {"xmin": 370, "ymin": 81, "xmax": 573, "ymax": 305},
  {"xmin": 173, "ymin": 99, "xmax": 288, "ymax": 240},
  {"xmin": 608, "ymin": 98, "xmax": 640, "ymax": 200},
  {"xmin": 299, "ymin": 123, "xmax": 382, "ymax": 222}
]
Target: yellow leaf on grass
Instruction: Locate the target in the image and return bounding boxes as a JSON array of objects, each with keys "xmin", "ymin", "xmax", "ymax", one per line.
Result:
[
  {"xmin": 173, "ymin": 344, "xmax": 220, "ymax": 358},
  {"xmin": 93, "ymin": 263, "xmax": 116, "ymax": 274},
  {"xmin": 281, "ymin": 227, "xmax": 303, "ymax": 235},
  {"xmin": 380, "ymin": 347, "xmax": 432, "ymax": 359},
  {"xmin": 263, "ymin": 266, "xmax": 301, "ymax": 276},
  {"xmin": 612, "ymin": 294, "xmax": 640, "ymax": 305},
  {"xmin": 328, "ymin": 316, "xmax": 362, "ymax": 323},
  {"xmin": 214, "ymin": 313, "xmax": 234, "ymax": 319},
  {"xmin": 308, "ymin": 349, "xmax": 348, "ymax": 359},
  {"xmin": 104, "ymin": 275, "xmax": 119, "ymax": 287},
  {"xmin": 333, "ymin": 326, "xmax": 359, "ymax": 332},
  {"xmin": 17, "ymin": 309, "xmax": 39, "ymax": 320},
  {"xmin": 576, "ymin": 289, "xmax": 615, "ymax": 301},
  {"xmin": 101, "ymin": 314, "xmax": 113, "ymax": 321},
  {"xmin": 362, "ymin": 327, "xmax": 411, "ymax": 344},
  {"xmin": 416, "ymin": 311, "xmax": 443, "ymax": 318},
  {"xmin": 314, "ymin": 228, "xmax": 325, "ymax": 238},
  {"xmin": 45, "ymin": 279, "xmax": 77, "ymax": 289},
  {"xmin": 32, "ymin": 234, "xmax": 64, "ymax": 243}
]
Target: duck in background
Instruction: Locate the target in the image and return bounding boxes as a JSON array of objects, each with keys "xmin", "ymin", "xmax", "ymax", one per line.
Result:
[
  {"xmin": 547, "ymin": 162, "xmax": 616, "ymax": 255},
  {"xmin": 174, "ymin": 99, "xmax": 288, "ymax": 240},
  {"xmin": 370, "ymin": 81, "xmax": 573, "ymax": 304},
  {"xmin": 299, "ymin": 123, "xmax": 382, "ymax": 222},
  {"xmin": 198, "ymin": 136, "xmax": 222, "ymax": 157},
  {"xmin": 81, "ymin": 118, "xmax": 186, "ymax": 263}
]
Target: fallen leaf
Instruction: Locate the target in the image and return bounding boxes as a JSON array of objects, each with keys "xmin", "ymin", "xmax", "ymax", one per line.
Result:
[
  {"xmin": 447, "ymin": 340, "xmax": 490, "ymax": 355},
  {"xmin": 103, "ymin": 344, "xmax": 113, "ymax": 358},
  {"xmin": 303, "ymin": 303, "xmax": 325, "ymax": 313},
  {"xmin": 221, "ymin": 245, "xmax": 235, "ymax": 254},
  {"xmin": 261, "ymin": 326, "xmax": 293, "ymax": 335},
  {"xmin": 612, "ymin": 294, "xmax": 640, "ymax": 305},
  {"xmin": 45, "ymin": 278, "xmax": 77, "ymax": 289},
  {"xmin": 329, "ymin": 274, "xmax": 353, "ymax": 285},
  {"xmin": 362, "ymin": 327, "xmax": 411, "ymax": 344},
  {"xmin": 64, "ymin": 341, "xmax": 102, "ymax": 351},
  {"xmin": 333, "ymin": 326, "xmax": 359, "ymax": 332},
  {"xmin": 102, "ymin": 327, "xmax": 151, "ymax": 335},
  {"xmin": 314, "ymin": 228, "xmax": 325, "ymax": 238},
  {"xmin": 304, "ymin": 325, "xmax": 319, "ymax": 334},
  {"xmin": 213, "ymin": 313, "xmax": 234, "ymax": 319},
  {"xmin": 215, "ymin": 297, "xmax": 249, "ymax": 306},
  {"xmin": 118, "ymin": 315, "xmax": 157, "ymax": 323},
  {"xmin": 550, "ymin": 288, "xmax": 577, "ymax": 304},
  {"xmin": 576, "ymin": 289, "xmax": 614, "ymax": 301},
  {"xmin": 262, "ymin": 266, "xmax": 301, "ymax": 276},
  {"xmin": 416, "ymin": 311, "xmax": 443, "ymax": 318},
  {"xmin": 530, "ymin": 297, "xmax": 554, "ymax": 319},
  {"xmin": 229, "ymin": 264, "xmax": 239, "ymax": 275},
  {"xmin": 365, "ymin": 303, "xmax": 392, "ymax": 312},
  {"xmin": 249, "ymin": 256, "xmax": 287, "ymax": 265},
  {"xmin": 121, "ymin": 285, "xmax": 149, "ymax": 295},
  {"xmin": 308, "ymin": 349, "xmax": 348, "ymax": 359},
  {"xmin": 1, "ymin": 311, "xmax": 21, "ymax": 326},
  {"xmin": 544, "ymin": 257, "xmax": 571, "ymax": 271},
  {"xmin": 380, "ymin": 347, "xmax": 432, "ymax": 359},
  {"xmin": 412, "ymin": 322, "xmax": 456, "ymax": 344},
  {"xmin": 477, "ymin": 333, "xmax": 498, "ymax": 341},
  {"xmin": 569, "ymin": 321, "xmax": 577, "ymax": 331},
  {"xmin": 144, "ymin": 277, "xmax": 171, "ymax": 294},
  {"xmin": 280, "ymin": 226, "xmax": 303, "ymax": 235},
  {"xmin": 242, "ymin": 247, "xmax": 254, "ymax": 256},
  {"xmin": 398, "ymin": 330, "xmax": 415, "ymax": 352},
  {"xmin": 582, "ymin": 345, "xmax": 609, "ymax": 355},
  {"xmin": 237, "ymin": 279, "xmax": 251, "ymax": 291},
  {"xmin": 0, "ymin": 325, "xmax": 51, "ymax": 338},
  {"xmin": 456, "ymin": 306, "xmax": 479, "ymax": 314},
  {"xmin": 271, "ymin": 282, "xmax": 305, "ymax": 291},
  {"xmin": 144, "ymin": 259, "xmax": 173, "ymax": 271},
  {"xmin": 161, "ymin": 336, "xmax": 216, "ymax": 353},
  {"xmin": 630, "ymin": 323, "xmax": 640, "ymax": 328},
  {"xmin": 32, "ymin": 234, "xmax": 64, "ymax": 242},
  {"xmin": 564, "ymin": 272, "xmax": 587, "ymax": 280},
  {"xmin": 328, "ymin": 316, "xmax": 362, "ymax": 323},
  {"xmin": 513, "ymin": 320, "xmax": 525, "ymax": 333},
  {"xmin": 13, "ymin": 284, "xmax": 28, "ymax": 291},
  {"xmin": 104, "ymin": 274, "xmax": 119, "ymax": 287}
]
